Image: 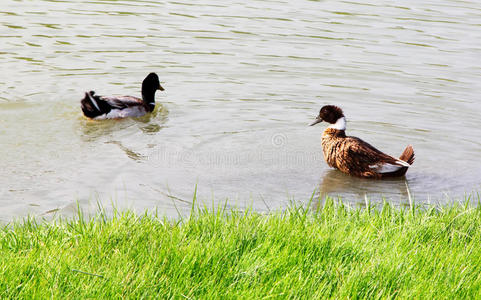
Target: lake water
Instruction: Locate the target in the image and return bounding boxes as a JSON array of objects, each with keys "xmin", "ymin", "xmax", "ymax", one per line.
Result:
[{"xmin": 1, "ymin": 0, "xmax": 481, "ymax": 222}]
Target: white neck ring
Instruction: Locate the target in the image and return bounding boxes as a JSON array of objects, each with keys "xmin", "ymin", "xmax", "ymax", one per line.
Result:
[{"xmin": 328, "ymin": 117, "xmax": 346, "ymax": 130}]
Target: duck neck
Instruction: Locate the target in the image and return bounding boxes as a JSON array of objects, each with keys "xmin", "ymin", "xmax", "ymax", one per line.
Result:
[
  {"xmin": 328, "ymin": 117, "xmax": 346, "ymax": 131},
  {"xmin": 142, "ymin": 90, "xmax": 156, "ymax": 111}
]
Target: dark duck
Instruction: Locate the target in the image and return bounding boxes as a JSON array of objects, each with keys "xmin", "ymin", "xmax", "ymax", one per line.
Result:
[
  {"xmin": 310, "ymin": 105, "xmax": 415, "ymax": 179},
  {"xmin": 81, "ymin": 73, "xmax": 164, "ymax": 120}
]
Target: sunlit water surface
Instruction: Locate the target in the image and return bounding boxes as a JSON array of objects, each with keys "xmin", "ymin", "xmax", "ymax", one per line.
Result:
[{"xmin": 1, "ymin": 0, "xmax": 481, "ymax": 221}]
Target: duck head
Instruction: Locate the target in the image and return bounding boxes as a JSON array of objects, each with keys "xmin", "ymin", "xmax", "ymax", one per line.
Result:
[
  {"xmin": 142, "ymin": 72, "xmax": 164, "ymax": 93},
  {"xmin": 141, "ymin": 72, "xmax": 164, "ymax": 109},
  {"xmin": 310, "ymin": 105, "xmax": 345, "ymax": 129}
]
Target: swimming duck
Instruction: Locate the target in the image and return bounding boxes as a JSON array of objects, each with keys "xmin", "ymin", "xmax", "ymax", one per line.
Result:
[
  {"xmin": 81, "ymin": 73, "xmax": 164, "ymax": 120},
  {"xmin": 310, "ymin": 105, "xmax": 415, "ymax": 178}
]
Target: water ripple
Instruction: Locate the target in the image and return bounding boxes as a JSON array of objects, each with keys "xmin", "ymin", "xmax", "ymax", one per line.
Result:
[{"xmin": 0, "ymin": 0, "xmax": 481, "ymax": 221}]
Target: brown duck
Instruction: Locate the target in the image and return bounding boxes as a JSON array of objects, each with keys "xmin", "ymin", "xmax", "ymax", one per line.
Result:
[{"xmin": 310, "ymin": 105, "xmax": 415, "ymax": 179}]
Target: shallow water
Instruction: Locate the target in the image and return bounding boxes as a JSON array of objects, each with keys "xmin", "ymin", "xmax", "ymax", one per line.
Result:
[{"xmin": 1, "ymin": 0, "xmax": 481, "ymax": 221}]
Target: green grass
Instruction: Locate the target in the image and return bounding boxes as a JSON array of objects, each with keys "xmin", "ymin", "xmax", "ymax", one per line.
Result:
[{"xmin": 2, "ymin": 199, "xmax": 481, "ymax": 299}]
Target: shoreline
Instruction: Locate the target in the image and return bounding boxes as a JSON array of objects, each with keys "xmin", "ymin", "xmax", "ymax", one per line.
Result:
[{"xmin": 1, "ymin": 198, "xmax": 481, "ymax": 298}]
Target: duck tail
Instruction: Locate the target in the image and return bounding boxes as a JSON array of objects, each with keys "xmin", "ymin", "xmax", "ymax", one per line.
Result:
[
  {"xmin": 399, "ymin": 145, "xmax": 415, "ymax": 165},
  {"xmin": 81, "ymin": 91, "xmax": 101, "ymax": 118}
]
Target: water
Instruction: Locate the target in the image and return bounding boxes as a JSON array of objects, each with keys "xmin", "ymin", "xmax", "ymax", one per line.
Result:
[{"xmin": 1, "ymin": 0, "xmax": 481, "ymax": 222}]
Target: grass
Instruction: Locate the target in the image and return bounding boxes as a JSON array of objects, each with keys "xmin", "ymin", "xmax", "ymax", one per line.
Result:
[{"xmin": 2, "ymin": 198, "xmax": 481, "ymax": 299}]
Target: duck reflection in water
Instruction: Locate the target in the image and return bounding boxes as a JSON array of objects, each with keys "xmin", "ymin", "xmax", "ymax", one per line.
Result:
[
  {"xmin": 314, "ymin": 169, "xmax": 412, "ymax": 209},
  {"xmin": 78, "ymin": 104, "xmax": 168, "ymax": 142}
]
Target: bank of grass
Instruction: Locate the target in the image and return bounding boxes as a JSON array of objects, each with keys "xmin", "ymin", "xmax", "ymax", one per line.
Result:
[{"xmin": 1, "ymin": 198, "xmax": 481, "ymax": 299}]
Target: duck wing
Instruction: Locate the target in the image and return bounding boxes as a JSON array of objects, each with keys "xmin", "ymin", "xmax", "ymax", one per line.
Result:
[
  {"xmin": 98, "ymin": 95, "xmax": 143, "ymax": 109},
  {"xmin": 81, "ymin": 91, "xmax": 143, "ymax": 119},
  {"xmin": 343, "ymin": 137, "xmax": 410, "ymax": 176}
]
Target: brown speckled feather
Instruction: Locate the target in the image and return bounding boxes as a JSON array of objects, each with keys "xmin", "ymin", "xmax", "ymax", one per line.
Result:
[{"xmin": 321, "ymin": 128, "xmax": 413, "ymax": 178}]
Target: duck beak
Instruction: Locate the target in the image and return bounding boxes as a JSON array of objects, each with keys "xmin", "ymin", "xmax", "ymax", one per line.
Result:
[
  {"xmin": 309, "ymin": 117, "xmax": 323, "ymax": 126},
  {"xmin": 158, "ymin": 84, "xmax": 165, "ymax": 91}
]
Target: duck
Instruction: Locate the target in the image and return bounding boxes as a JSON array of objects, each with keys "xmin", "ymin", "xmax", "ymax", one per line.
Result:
[
  {"xmin": 310, "ymin": 105, "xmax": 415, "ymax": 179},
  {"xmin": 81, "ymin": 72, "xmax": 164, "ymax": 120}
]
